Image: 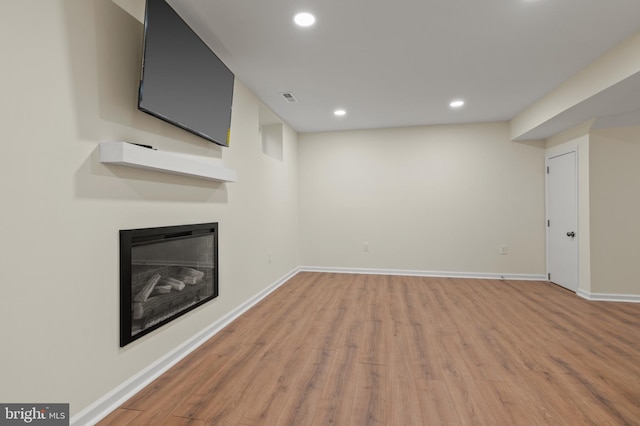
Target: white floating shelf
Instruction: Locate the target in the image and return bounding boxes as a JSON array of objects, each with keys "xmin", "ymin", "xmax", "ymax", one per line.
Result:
[{"xmin": 99, "ymin": 141, "xmax": 237, "ymax": 183}]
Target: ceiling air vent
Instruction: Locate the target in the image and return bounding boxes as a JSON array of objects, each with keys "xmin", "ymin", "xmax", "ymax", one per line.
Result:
[{"xmin": 280, "ymin": 92, "xmax": 298, "ymax": 103}]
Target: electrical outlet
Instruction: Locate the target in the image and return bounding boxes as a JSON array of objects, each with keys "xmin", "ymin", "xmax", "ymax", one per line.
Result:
[
  {"xmin": 268, "ymin": 251, "xmax": 272, "ymax": 263},
  {"xmin": 499, "ymin": 245, "xmax": 508, "ymax": 255},
  {"xmin": 363, "ymin": 242, "xmax": 369, "ymax": 252}
]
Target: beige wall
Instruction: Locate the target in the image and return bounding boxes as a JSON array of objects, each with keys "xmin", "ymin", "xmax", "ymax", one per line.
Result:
[
  {"xmin": 0, "ymin": 0, "xmax": 299, "ymax": 416},
  {"xmin": 298, "ymin": 123, "xmax": 546, "ymax": 275},
  {"xmin": 590, "ymin": 126, "xmax": 640, "ymax": 295}
]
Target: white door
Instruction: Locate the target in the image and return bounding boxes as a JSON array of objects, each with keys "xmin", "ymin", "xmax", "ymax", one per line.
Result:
[{"xmin": 547, "ymin": 152, "xmax": 578, "ymax": 292}]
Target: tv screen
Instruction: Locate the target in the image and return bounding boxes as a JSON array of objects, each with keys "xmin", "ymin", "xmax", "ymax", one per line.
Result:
[{"xmin": 138, "ymin": 0, "xmax": 234, "ymax": 147}]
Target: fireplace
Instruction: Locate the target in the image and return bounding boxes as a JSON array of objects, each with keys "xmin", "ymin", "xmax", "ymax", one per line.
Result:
[{"xmin": 119, "ymin": 223, "xmax": 218, "ymax": 346}]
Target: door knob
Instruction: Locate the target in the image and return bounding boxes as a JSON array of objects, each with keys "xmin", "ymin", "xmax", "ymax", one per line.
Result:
[{"xmin": 566, "ymin": 231, "xmax": 575, "ymax": 238}]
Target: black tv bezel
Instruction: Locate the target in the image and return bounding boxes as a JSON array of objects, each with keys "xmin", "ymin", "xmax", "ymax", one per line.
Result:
[
  {"xmin": 137, "ymin": 0, "xmax": 234, "ymax": 147},
  {"xmin": 120, "ymin": 222, "xmax": 219, "ymax": 347}
]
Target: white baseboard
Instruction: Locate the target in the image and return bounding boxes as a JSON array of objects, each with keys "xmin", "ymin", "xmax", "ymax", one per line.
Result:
[
  {"xmin": 577, "ymin": 289, "xmax": 640, "ymax": 303},
  {"xmin": 71, "ymin": 267, "xmax": 300, "ymax": 426},
  {"xmin": 299, "ymin": 266, "xmax": 547, "ymax": 281}
]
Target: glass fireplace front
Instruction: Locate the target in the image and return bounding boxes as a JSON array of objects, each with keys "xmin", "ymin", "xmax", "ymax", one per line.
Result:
[{"xmin": 120, "ymin": 223, "xmax": 218, "ymax": 346}]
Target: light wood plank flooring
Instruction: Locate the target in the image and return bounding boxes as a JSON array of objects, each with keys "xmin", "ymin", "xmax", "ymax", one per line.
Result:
[{"xmin": 99, "ymin": 272, "xmax": 640, "ymax": 425}]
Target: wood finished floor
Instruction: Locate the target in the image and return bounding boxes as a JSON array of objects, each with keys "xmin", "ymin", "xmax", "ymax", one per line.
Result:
[{"xmin": 99, "ymin": 272, "xmax": 640, "ymax": 425}]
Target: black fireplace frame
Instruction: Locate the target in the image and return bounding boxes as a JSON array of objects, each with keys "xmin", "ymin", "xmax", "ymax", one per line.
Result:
[{"xmin": 120, "ymin": 222, "xmax": 218, "ymax": 347}]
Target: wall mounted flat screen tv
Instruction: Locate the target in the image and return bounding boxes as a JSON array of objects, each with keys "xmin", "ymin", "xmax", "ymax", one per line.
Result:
[{"xmin": 138, "ymin": 0, "xmax": 234, "ymax": 147}]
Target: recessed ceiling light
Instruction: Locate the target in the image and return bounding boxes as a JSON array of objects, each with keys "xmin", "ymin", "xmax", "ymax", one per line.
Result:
[
  {"xmin": 450, "ymin": 99, "xmax": 465, "ymax": 108},
  {"xmin": 334, "ymin": 109, "xmax": 346, "ymax": 117},
  {"xmin": 294, "ymin": 12, "xmax": 316, "ymax": 27}
]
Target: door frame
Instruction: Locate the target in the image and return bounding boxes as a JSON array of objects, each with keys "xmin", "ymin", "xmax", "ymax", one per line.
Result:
[{"xmin": 545, "ymin": 147, "xmax": 580, "ymax": 291}]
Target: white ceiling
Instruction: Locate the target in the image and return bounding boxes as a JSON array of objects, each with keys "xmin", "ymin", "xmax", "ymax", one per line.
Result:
[{"xmin": 168, "ymin": 0, "xmax": 640, "ymax": 136}]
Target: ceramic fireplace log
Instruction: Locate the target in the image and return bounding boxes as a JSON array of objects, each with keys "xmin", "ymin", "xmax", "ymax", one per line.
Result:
[
  {"xmin": 150, "ymin": 284, "xmax": 172, "ymax": 297},
  {"xmin": 132, "ymin": 302, "xmax": 144, "ymax": 320},
  {"xmin": 134, "ymin": 274, "xmax": 161, "ymax": 303},
  {"xmin": 179, "ymin": 267, "xmax": 205, "ymax": 285},
  {"xmin": 160, "ymin": 276, "xmax": 186, "ymax": 291}
]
